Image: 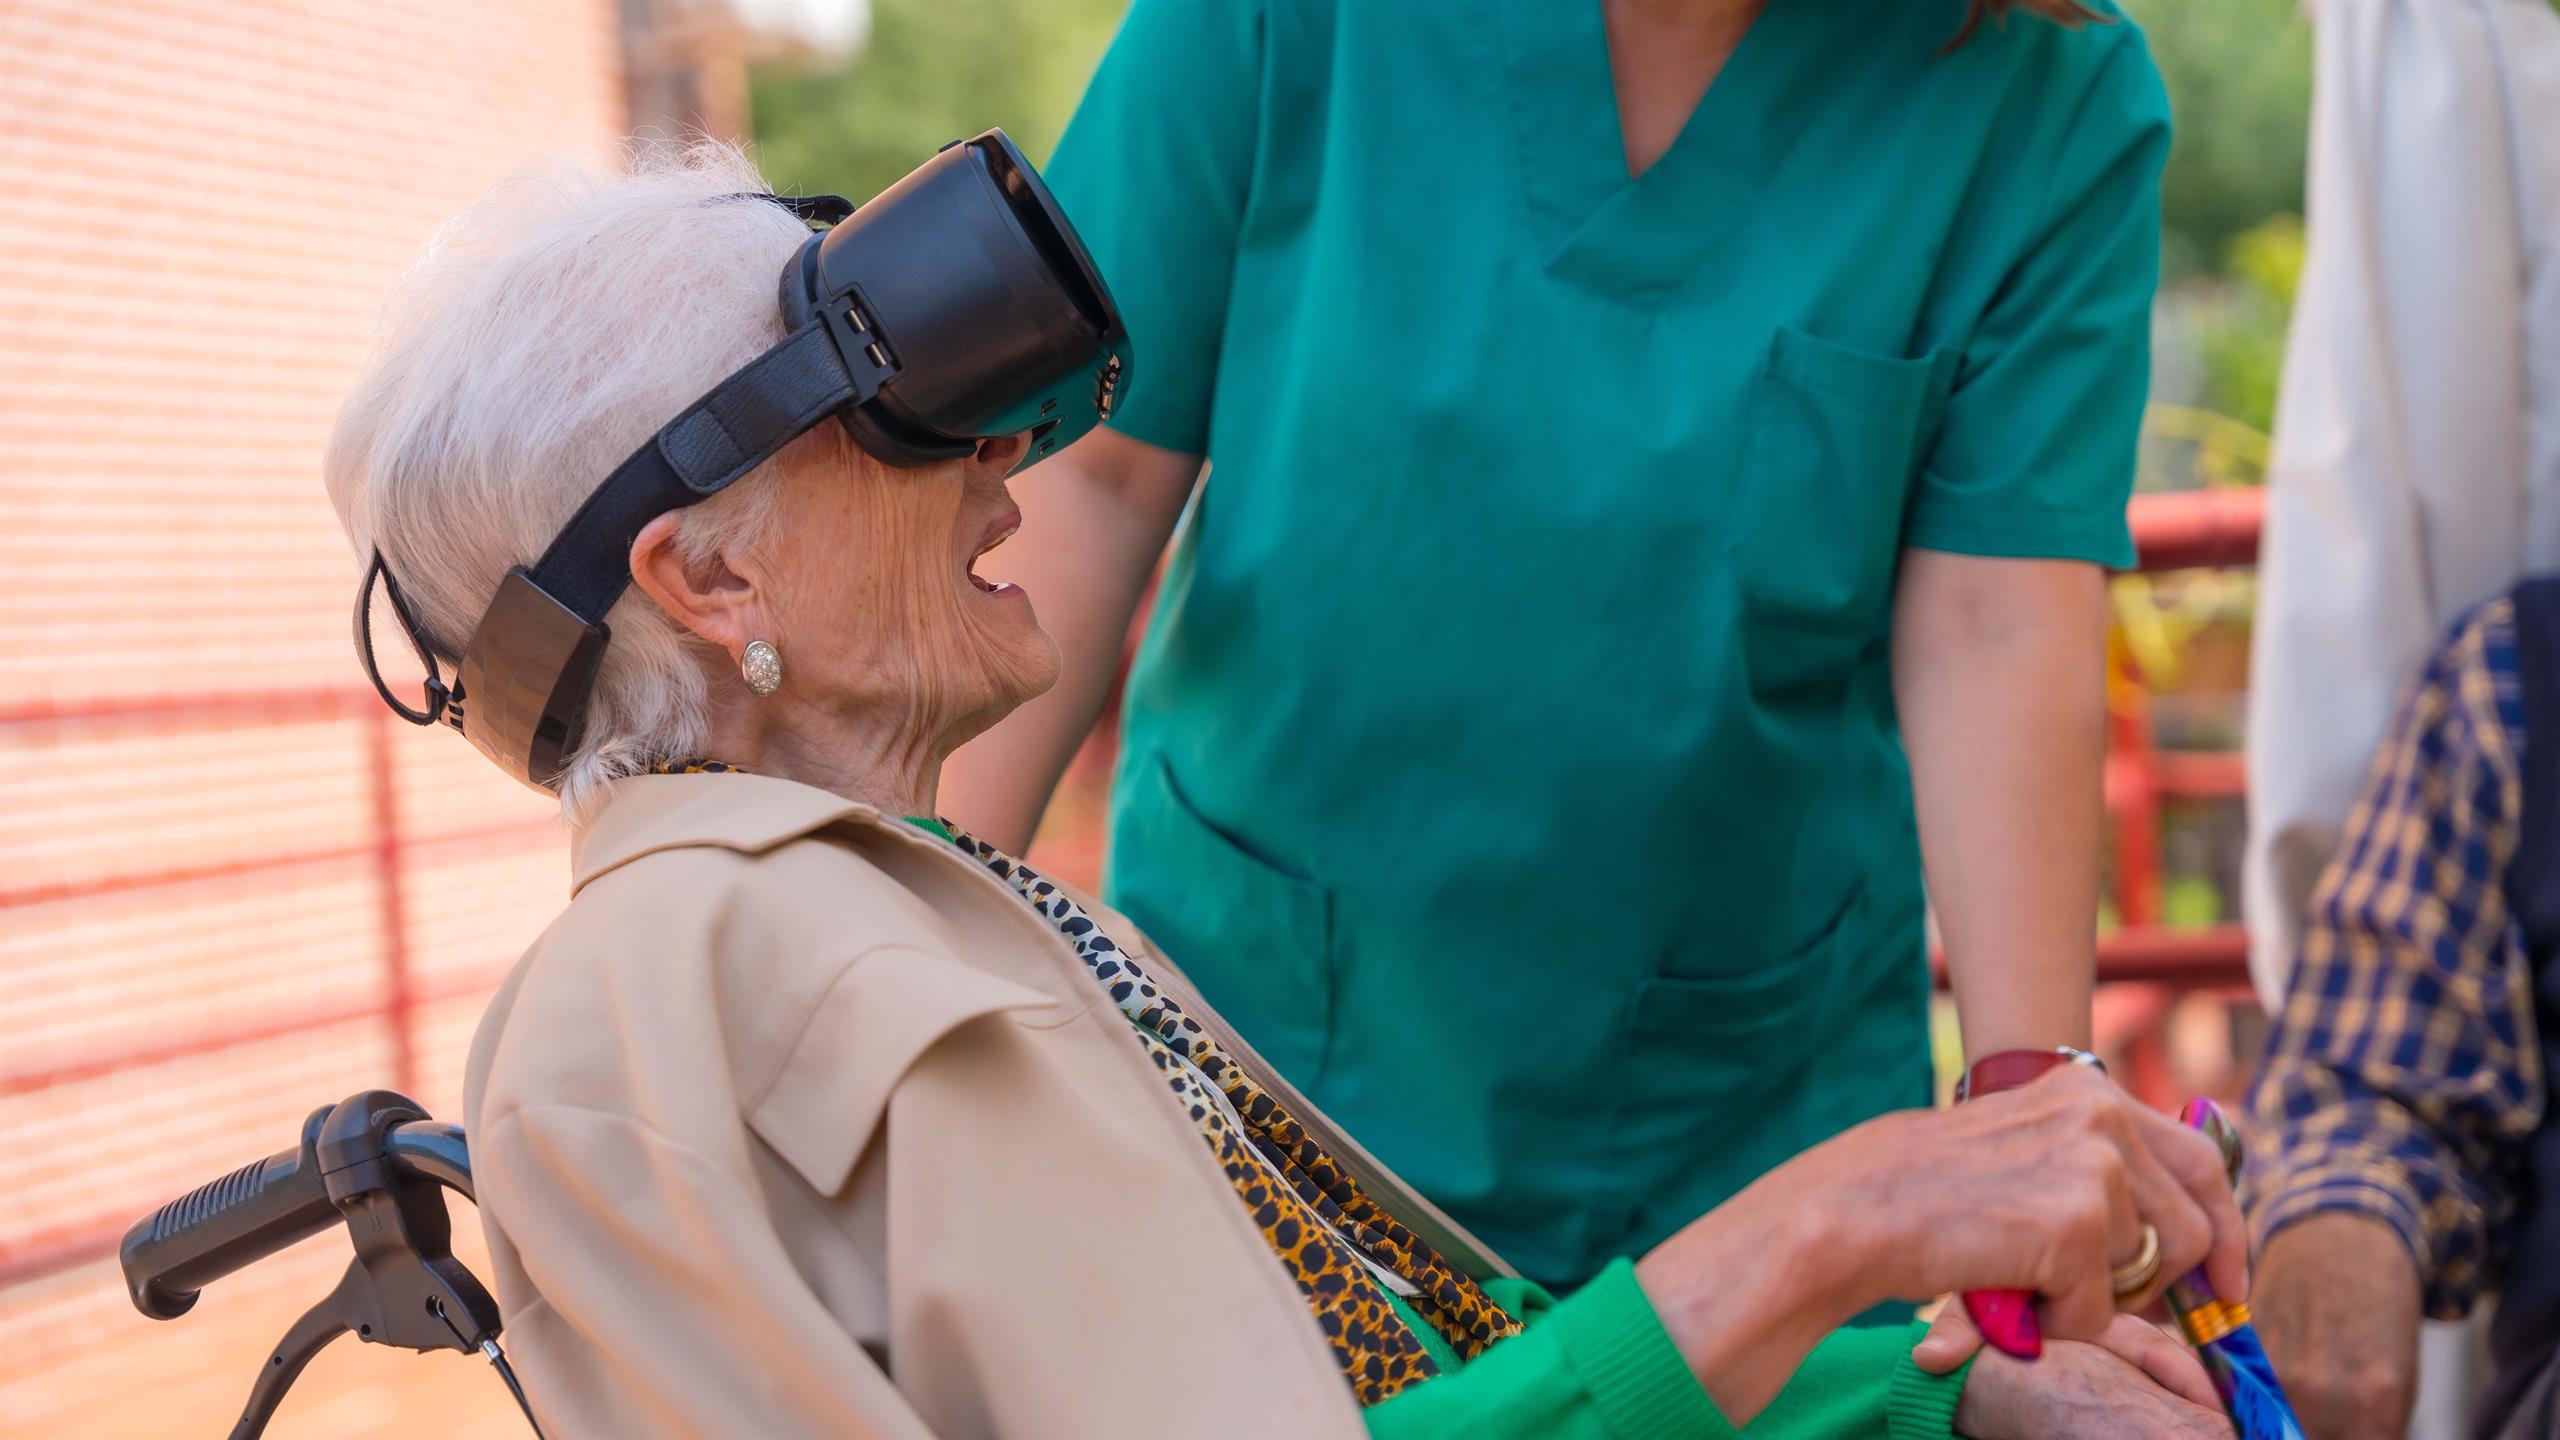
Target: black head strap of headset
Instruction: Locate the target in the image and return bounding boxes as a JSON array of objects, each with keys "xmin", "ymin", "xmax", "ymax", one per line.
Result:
[{"xmin": 355, "ymin": 191, "xmax": 863, "ymax": 732}]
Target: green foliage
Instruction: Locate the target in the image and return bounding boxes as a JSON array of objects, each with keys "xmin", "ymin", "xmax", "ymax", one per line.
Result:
[
  {"xmin": 749, "ymin": 0, "xmax": 1128, "ymax": 204},
  {"xmin": 2124, "ymin": 0, "xmax": 2312, "ymax": 452},
  {"xmin": 2186, "ymin": 213, "xmax": 2303, "ymax": 435},
  {"xmin": 2162, "ymin": 872, "xmax": 2223, "ymax": 929},
  {"xmin": 2223, "ymin": 209, "xmax": 2304, "ymax": 302},
  {"xmin": 2122, "ymin": 0, "xmax": 2312, "ymax": 280}
]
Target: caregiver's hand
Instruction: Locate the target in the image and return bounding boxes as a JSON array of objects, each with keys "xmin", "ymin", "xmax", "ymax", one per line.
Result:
[{"xmin": 1635, "ymin": 1066, "xmax": 2246, "ymax": 1426}]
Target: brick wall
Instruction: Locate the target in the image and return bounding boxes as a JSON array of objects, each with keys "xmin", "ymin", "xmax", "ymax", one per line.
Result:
[{"xmin": 0, "ymin": 1, "xmax": 624, "ymax": 1430}]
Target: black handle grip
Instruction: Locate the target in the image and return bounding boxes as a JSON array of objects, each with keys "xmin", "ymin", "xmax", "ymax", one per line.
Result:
[{"xmin": 121, "ymin": 1105, "xmax": 337, "ymax": 1320}]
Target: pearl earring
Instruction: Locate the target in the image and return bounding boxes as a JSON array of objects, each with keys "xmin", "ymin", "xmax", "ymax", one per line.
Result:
[{"xmin": 741, "ymin": 639, "xmax": 783, "ymax": 697}]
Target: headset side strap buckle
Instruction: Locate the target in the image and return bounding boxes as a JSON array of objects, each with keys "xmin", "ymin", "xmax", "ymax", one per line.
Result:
[{"xmin": 818, "ymin": 290, "xmax": 899, "ymax": 401}]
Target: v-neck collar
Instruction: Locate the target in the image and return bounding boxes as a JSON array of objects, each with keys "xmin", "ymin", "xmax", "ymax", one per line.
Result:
[{"xmin": 1496, "ymin": 0, "xmax": 1824, "ymax": 303}]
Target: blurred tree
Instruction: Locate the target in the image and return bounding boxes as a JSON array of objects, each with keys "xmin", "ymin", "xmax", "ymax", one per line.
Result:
[
  {"xmin": 749, "ymin": 0, "xmax": 1127, "ymax": 203},
  {"xmin": 2122, "ymin": 0, "xmax": 2312, "ymax": 282}
]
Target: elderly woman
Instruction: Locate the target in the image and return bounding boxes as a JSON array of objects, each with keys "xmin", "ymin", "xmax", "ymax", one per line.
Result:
[{"xmin": 326, "ymin": 149, "xmax": 2241, "ymax": 1440}]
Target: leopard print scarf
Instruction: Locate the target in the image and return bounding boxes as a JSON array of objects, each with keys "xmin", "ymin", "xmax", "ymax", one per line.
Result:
[{"xmin": 641, "ymin": 761, "xmax": 1522, "ymax": 1403}]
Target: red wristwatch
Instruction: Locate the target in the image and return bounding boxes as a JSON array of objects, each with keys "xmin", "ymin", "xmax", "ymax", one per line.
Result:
[{"xmin": 1954, "ymin": 1045, "xmax": 2106, "ymax": 1103}]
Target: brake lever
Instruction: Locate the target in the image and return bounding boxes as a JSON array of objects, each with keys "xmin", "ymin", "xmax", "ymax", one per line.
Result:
[{"xmin": 227, "ymin": 1092, "xmax": 515, "ymax": 1440}]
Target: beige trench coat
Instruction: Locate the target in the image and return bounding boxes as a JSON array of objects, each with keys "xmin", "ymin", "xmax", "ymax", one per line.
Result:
[{"xmin": 463, "ymin": 771, "xmax": 1513, "ymax": 1438}]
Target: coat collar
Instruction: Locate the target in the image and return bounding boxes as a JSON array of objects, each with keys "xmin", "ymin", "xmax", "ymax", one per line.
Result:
[{"xmin": 571, "ymin": 771, "xmax": 932, "ymax": 895}]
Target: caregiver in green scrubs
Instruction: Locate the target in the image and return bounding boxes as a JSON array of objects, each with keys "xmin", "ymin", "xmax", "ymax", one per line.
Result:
[{"xmin": 947, "ymin": 0, "xmax": 2171, "ymax": 1297}]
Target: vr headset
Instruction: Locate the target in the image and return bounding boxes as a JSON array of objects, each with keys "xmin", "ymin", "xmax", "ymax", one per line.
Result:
[{"xmin": 355, "ymin": 130, "xmax": 1129, "ymax": 791}]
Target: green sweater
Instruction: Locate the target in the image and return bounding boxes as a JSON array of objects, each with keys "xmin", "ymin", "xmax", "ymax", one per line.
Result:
[{"xmin": 1366, "ymin": 1260, "xmax": 1970, "ymax": 1440}]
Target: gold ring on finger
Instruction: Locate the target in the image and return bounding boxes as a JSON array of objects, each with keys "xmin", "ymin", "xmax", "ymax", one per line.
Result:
[{"xmin": 2109, "ymin": 1223, "xmax": 2162, "ymax": 1302}]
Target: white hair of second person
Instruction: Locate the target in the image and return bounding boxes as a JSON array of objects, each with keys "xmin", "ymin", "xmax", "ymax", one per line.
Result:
[{"xmin": 327, "ymin": 144, "xmax": 837, "ymax": 815}]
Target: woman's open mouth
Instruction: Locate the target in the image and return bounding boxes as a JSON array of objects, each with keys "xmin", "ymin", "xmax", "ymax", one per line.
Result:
[{"xmin": 967, "ymin": 508, "xmax": 1023, "ymax": 597}]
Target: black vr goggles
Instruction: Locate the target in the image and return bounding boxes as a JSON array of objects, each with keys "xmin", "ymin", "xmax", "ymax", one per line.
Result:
[{"xmin": 356, "ymin": 130, "xmax": 1129, "ymax": 791}]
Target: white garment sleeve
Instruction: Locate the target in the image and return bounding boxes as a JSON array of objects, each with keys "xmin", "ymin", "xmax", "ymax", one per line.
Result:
[{"xmin": 2242, "ymin": 0, "xmax": 2560, "ymax": 1008}]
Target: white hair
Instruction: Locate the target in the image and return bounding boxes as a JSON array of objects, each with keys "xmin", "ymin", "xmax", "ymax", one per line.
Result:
[{"xmin": 326, "ymin": 143, "xmax": 838, "ymax": 816}]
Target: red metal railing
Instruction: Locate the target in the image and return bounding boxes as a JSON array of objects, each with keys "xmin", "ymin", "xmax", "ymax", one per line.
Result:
[{"xmin": 2100, "ymin": 486, "xmax": 2261, "ymax": 985}]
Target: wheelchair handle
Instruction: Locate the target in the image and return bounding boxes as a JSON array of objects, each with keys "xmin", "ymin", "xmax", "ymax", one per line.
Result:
[
  {"xmin": 121, "ymin": 1099, "xmax": 473, "ymax": 1321},
  {"xmin": 118, "ymin": 1092, "xmax": 523, "ymax": 1440},
  {"xmin": 385, "ymin": 1119, "xmax": 475, "ymax": 1198}
]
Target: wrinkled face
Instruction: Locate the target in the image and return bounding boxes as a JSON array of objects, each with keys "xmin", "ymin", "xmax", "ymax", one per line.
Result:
[{"xmin": 753, "ymin": 432, "xmax": 1059, "ymax": 752}]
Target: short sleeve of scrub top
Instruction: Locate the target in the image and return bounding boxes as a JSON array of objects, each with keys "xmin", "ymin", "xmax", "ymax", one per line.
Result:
[
  {"xmin": 1043, "ymin": 0, "xmax": 1262, "ymax": 457},
  {"xmin": 1908, "ymin": 32, "xmax": 2165, "ymax": 567}
]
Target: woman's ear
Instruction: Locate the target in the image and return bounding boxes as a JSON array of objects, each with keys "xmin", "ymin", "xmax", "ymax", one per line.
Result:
[{"xmin": 628, "ymin": 512, "xmax": 759, "ymax": 658}]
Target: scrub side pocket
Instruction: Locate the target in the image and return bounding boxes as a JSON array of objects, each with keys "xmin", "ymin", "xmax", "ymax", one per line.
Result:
[
  {"xmin": 1730, "ymin": 326, "xmax": 1951, "ymax": 694},
  {"xmin": 1107, "ymin": 751, "xmax": 1339, "ymax": 1088},
  {"xmin": 1594, "ymin": 884, "xmax": 1866, "ymax": 1259}
]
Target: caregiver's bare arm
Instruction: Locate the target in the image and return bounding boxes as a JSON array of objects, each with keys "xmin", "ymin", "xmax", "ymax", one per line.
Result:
[
  {"xmin": 1893, "ymin": 550, "xmax": 2107, "ymax": 1057},
  {"xmin": 942, "ymin": 428, "xmax": 1202, "ymax": 850}
]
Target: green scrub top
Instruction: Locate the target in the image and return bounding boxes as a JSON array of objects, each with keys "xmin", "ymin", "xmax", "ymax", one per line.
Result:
[{"xmin": 1050, "ymin": 0, "xmax": 2168, "ymax": 1290}]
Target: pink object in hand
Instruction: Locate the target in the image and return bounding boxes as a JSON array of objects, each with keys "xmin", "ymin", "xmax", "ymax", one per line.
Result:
[
  {"xmin": 1952, "ymin": 1046, "xmax": 2108, "ymax": 1360},
  {"xmin": 1961, "ymin": 1287, "xmax": 2044, "ymax": 1359}
]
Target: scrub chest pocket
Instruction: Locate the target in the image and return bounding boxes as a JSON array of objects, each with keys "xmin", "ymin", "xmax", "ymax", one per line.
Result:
[{"xmin": 1730, "ymin": 326, "xmax": 1954, "ymax": 692}]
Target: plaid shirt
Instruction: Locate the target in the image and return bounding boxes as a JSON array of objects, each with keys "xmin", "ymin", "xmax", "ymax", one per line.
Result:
[{"xmin": 2247, "ymin": 596, "xmax": 2550, "ymax": 1319}]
